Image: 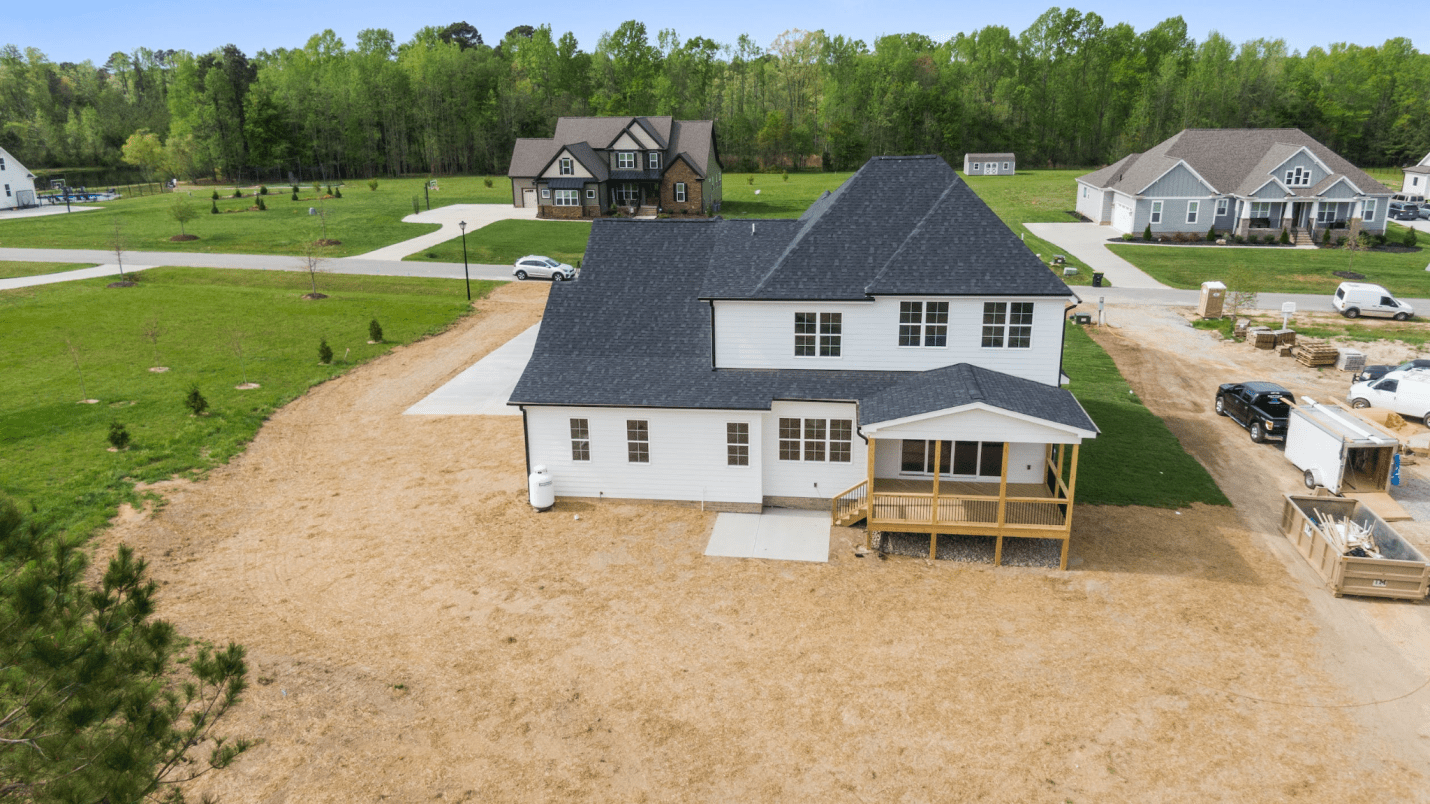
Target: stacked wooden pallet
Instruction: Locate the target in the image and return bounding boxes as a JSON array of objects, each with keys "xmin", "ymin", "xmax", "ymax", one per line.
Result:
[{"xmin": 1292, "ymin": 341, "xmax": 1339, "ymax": 367}]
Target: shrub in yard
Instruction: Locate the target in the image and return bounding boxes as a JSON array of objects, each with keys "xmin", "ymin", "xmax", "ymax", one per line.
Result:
[
  {"xmin": 369, "ymin": 318, "xmax": 384, "ymax": 343},
  {"xmin": 291, "ymin": 185, "xmax": 299, "ymax": 194},
  {"xmin": 1374, "ymin": 233, "xmax": 1387, "ymax": 247},
  {"xmin": 325, "ymin": 185, "xmax": 333, "ymax": 196},
  {"xmin": 334, "ymin": 186, "xmax": 342, "ymax": 198},
  {"xmin": 107, "ymin": 421, "xmax": 130, "ymax": 450},
  {"xmin": 211, "ymin": 189, "xmax": 220, "ymax": 200},
  {"xmin": 1206, "ymin": 226, "xmax": 1216, "ymax": 242},
  {"xmin": 259, "ymin": 185, "xmax": 268, "ymax": 195},
  {"xmin": 210, "ymin": 200, "xmax": 219, "ymax": 214},
  {"xmin": 184, "ymin": 385, "xmax": 208, "ymax": 415},
  {"xmin": 746, "ymin": 175, "xmax": 754, "ymax": 185},
  {"xmin": 291, "ymin": 188, "xmax": 299, "ymax": 201},
  {"xmin": 312, "ymin": 183, "xmax": 321, "ymax": 196},
  {"xmin": 257, "ymin": 196, "xmax": 266, "ymax": 211},
  {"xmin": 233, "ymin": 187, "xmax": 243, "ymax": 199},
  {"xmin": 1322, "ymin": 228, "xmax": 1331, "ymax": 245},
  {"xmin": 782, "ymin": 171, "xmax": 789, "ymax": 182},
  {"xmin": 1278, "ymin": 228, "xmax": 1290, "ymax": 245},
  {"xmin": 318, "ymin": 337, "xmax": 333, "ymax": 365},
  {"xmin": 483, "ymin": 177, "xmax": 494, "ymax": 188},
  {"xmin": 1142, "ymin": 224, "xmax": 1152, "ymax": 241},
  {"xmin": 1405, "ymin": 227, "xmax": 1418, "ymax": 247},
  {"xmin": 1121, "ymin": 233, "xmax": 1133, "ymax": 241},
  {"xmin": 367, "ymin": 179, "xmax": 379, "ymax": 191},
  {"xmin": 1336, "ymin": 235, "xmax": 1348, "ymax": 247}
]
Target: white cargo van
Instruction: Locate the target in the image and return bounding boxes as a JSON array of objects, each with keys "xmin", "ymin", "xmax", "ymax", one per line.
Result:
[
  {"xmin": 1348, "ymin": 371, "xmax": 1430, "ymax": 425},
  {"xmin": 1332, "ymin": 282, "xmax": 1414, "ymax": 320}
]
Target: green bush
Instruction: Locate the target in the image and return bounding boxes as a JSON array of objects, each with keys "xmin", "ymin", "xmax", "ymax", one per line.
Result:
[
  {"xmin": 1121, "ymin": 233, "xmax": 1134, "ymax": 241},
  {"xmin": 746, "ymin": 175, "xmax": 754, "ymax": 185},
  {"xmin": 318, "ymin": 337, "xmax": 333, "ymax": 365},
  {"xmin": 334, "ymin": 186, "xmax": 342, "ymax": 199},
  {"xmin": 1322, "ymin": 228, "xmax": 1331, "ymax": 245},
  {"xmin": 1206, "ymin": 226, "xmax": 1217, "ymax": 242},
  {"xmin": 1142, "ymin": 224, "xmax": 1152, "ymax": 242},
  {"xmin": 1278, "ymin": 228, "xmax": 1290, "ymax": 245},
  {"xmin": 211, "ymin": 189, "xmax": 220, "ymax": 200},
  {"xmin": 256, "ymin": 197, "xmax": 266, "ymax": 211},
  {"xmin": 369, "ymin": 318, "xmax": 383, "ymax": 343},
  {"xmin": 291, "ymin": 185, "xmax": 299, "ymax": 195},
  {"xmin": 483, "ymin": 177, "xmax": 494, "ymax": 188},
  {"xmin": 291, "ymin": 188, "xmax": 298, "ymax": 201},
  {"xmin": 184, "ymin": 385, "xmax": 208, "ymax": 415},
  {"xmin": 210, "ymin": 200, "xmax": 219, "ymax": 215},
  {"xmin": 233, "ymin": 187, "xmax": 243, "ymax": 199},
  {"xmin": 312, "ymin": 183, "xmax": 321, "ymax": 196},
  {"xmin": 1404, "ymin": 227, "xmax": 1418, "ymax": 247},
  {"xmin": 367, "ymin": 179, "xmax": 379, "ymax": 191},
  {"xmin": 325, "ymin": 185, "xmax": 333, "ymax": 196},
  {"xmin": 1336, "ymin": 235, "xmax": 1348, "ymax": 247},
  {"xmin": 782, "ymin": 171, "xmax": 789, "ymax": 182},
  {"xmin": 259, "ymin": 185, "xmax": 268, "ymax": 196},
  {"xmin": 107, "ymin": 421, "xmax": 130, "ymax": 450}
]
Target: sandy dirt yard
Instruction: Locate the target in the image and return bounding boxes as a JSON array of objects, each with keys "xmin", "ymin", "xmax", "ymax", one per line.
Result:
[{"xmin": 98, "ymin": 286, "xmax": 1428, "ymax": 803}]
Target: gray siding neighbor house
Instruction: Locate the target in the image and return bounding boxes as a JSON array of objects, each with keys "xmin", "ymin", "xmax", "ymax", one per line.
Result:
[
  {"xmin": 1401, "ymin": 151, "xmax": 1430, "ymax": 199},
  {"xmin": 1075, "ymin": 129, "xmax": 1392, "ymax": 242},
  {"xmin": 508, "ymin": 116, "xmax": 722, "ymax": 219},
  {"xmin": 964, "ymin": 153, "xmax": 1015, "ymax": 176}
]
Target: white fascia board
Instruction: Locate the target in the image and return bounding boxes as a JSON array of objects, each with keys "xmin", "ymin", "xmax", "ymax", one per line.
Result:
[
  {"xmin": 862, "ymin": 401, "xmax": 1096, "ymax": 440},
  {"xmin": 1270, "ymin": 145, "xmax": 1334, "ymax": 177}
]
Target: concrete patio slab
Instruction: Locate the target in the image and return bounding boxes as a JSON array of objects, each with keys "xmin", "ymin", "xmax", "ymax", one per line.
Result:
[
  {"xmin": 404, "ymin": 324, "xmax": 539, "ymax": 416},
  {"xmin": 705, "ymin": 509, "xmax": 831, "ymax": 563}
]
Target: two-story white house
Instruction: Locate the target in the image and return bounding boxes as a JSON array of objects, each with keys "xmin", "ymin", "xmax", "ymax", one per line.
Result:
[
  {"xmin": 0, "ymin": 146, "xmax": 38, "ymax": 211},
  {"xmin": 1401, "ymin": 151, "xmax": 1430, "ymax": 200},
  {"xmin": 510, "ymin": 155, "xmax": 1098, "ymax": 568}
]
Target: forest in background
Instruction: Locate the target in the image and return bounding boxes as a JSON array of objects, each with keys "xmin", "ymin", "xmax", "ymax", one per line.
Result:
[{"xmin": 2, "ymin": 10, "xmax": 1428, "ymax": 183}]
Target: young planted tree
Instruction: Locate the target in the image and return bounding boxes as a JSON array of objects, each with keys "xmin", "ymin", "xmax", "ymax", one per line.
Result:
[
  {"xmin": 299, "ymin": 241, "xmax": 329, "ymax": 299},
  {"xmin": 110, "ymin": 218, "xmax": 130, "ymax": 283},
  {"xmin": 212, "ymin": 199, "xmax": 220, "ymax": 214},
  {"xmin": 169, "ymin": 194, "xmax": 197, "ymax": 240},
  {"xmin": 185, "ymin": 384, "xmax": 208, "ymax": 415},
  {"xmin": 142, "ymin": 314, "xmax": 167, "ymax": 370},
  {"xmin": 1223, "ymin": 260, "xmax": 1259, "ymax": 323},
  {"xmin": 369, "ymin": 318, "xmax": 384, "ymax": 343},
  {"xmin": 107, "ymin": 420, "xmax": 130, "ymax": 450},
  {"xmin": 0, "ymin": 497, "xmax": 251, "ymax": 802},
  {"xmin": 318, "ymin": 337, "xmax": 333, "ymax": 364},
  {"xmin": 228, "ymin": 329, "xmax": 256, "ymax": 388},
  {"xmin": 64, "ymin": 337, "xmax": 96, "ymax": 403}
]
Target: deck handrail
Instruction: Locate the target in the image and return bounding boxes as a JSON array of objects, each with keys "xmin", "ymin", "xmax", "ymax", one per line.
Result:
[
  {"xmin": 869, "ymin": 488, "xmax": 1068, "ymax": 531},
  {"xmin": 831, "ymin": 479, "xmax": 869, "ymax": 523}
]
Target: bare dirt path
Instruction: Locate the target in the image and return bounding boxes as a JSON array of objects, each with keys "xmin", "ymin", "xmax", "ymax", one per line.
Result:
[{"xmin": 99, "ymin": 286, "xmax": 1423, "ymax": 802}]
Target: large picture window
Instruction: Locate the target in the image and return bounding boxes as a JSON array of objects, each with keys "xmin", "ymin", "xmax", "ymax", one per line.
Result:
[
  {"xmin": 981, "ymin": 302, "xmax": 1033, "ymax": 348},
  {"xmin": 794, "ymin": 312, "xmax": 841, "ymax": 357},
  {"xmin": 617, "ymin": 152, "xmax": 636, "ymax": 169},
  {"xmin": 1251, "ymin": 201, "xmax": 1272, "ymax": 219},
  {"xmin": 727, "ymin": 423, "xmax": 749, "ymax": 466},
  {"xmin": 1317, "ymin": 202, "xmax": 1348, "ymax": 223},
  {"xmin": 901, "ymin": 440, "xmax": 1004, "ymax": 477},
  {"xmin": 898, "ymin": 301, "xmax": 949, "ymax": 347},
  {"xmin": 570, "ymin": 419, "xmax": 590, "ymax": 461},
  {"xmin": 778, "ymin": 418, "xmax": 852, "ymax": 462},
  {"xmin": 554, "ymin": 189, "xmax": 579, "ymax": 206},
  {"xmin": 626, "ymin": 420, "xmax": 649, "ymax": 463}
]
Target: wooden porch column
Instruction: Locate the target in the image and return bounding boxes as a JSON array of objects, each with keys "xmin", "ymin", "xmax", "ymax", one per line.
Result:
[
  {"xmin": 1059, "ymin": 443, "xmax": 1082, "ymax": 571},
  {"xmin": 930, "ymin": 440, "xmax": 942, "ymax": 559},
  {"xmin": 994, "ymin": 443, "xmax": 1010, "ymax": 566},
  {"xmin": 865, "ymin": 438, "xmax": 876, "ymax": 550}
]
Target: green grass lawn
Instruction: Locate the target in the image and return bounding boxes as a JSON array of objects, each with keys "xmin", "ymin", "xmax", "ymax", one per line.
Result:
[
  {"xmin": 0, "ymin": 176, "xmax": 513, "ymax": 258},
  {"xmin": 1063, "ymin": 322, "xmax": 1230, "ymax": 508},
  {"xmin": 0, "ymin": 261, "xmax": 97, "ymax": 279},
  {"xmin": 963, "ymin": 169, "xmax": 1100, "ymax": 285},
  {"xmin": 1108, "ymin": 231, "xmax": 1429, "ymax": 296},
  {"xmin": 405, "ymin": 219, "xmax": 592, "ymax": 266},
  {"xmin": 0, "ymin": 267, "xmax": 492, "ymax": 537},
  {"xmin": 719, "ymin": 172, "xmax": 856, "ymax": 218}
]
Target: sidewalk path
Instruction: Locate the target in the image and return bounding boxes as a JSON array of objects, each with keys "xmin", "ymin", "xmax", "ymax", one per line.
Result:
[
  {"xmin": 0, "ymin": 247, "xmax": 512, "ymax": 282},
  {"xmin": 0, "ymin": 263, "xmax": 156, "ymax": 291},
  {"xmin": 0, "ymin": 205, "xmax": 101, "ymax": 221},
  {"xmin": 1024, "ymin": 222, "xmax": 1167, "ymax": 289},
  {"xmin": 351, "ymin": 203, "xmax": 536, "ymax": 261}
]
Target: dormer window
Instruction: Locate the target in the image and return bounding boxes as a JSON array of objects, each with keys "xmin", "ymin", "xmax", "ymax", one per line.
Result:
[
  {"xmin": 1285, "ymin": 166, "xmax": 1311, "ymax": 187},
  {"xmin": 648, "ymin": 152, "xmax": 660, "ymax": 170},
  {"xmin": 617, "ymin": 152, "xmax": 636, "ymax": 170},
  {"xmin": 559, "ymin": 157, "xmax": 573, "ymax": 175}
]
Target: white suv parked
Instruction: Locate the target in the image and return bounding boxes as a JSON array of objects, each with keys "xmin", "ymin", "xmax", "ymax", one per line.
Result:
[
  {"xmin": 513, "ymin": 255, "xmax": 576, "ymax": 282},
  {"xmin": 1332, "ymin": 281, "xmax": 1413, "ymax": 320}
]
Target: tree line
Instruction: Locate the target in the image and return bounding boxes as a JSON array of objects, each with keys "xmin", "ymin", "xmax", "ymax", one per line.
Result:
[{"xmin": 2, "ymin": 10, "xmax": 1428, "ymax": 182}]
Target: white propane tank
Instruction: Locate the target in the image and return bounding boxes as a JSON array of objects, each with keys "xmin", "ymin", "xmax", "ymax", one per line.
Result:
[{"xmin": 528, "ymin": 465, "xmax": 554, "ymax": 511}]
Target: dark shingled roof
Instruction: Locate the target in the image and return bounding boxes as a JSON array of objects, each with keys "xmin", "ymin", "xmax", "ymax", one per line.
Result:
[{"xmin": 511, "ymin": 158, "xmax": 1093, "ymax": 432}]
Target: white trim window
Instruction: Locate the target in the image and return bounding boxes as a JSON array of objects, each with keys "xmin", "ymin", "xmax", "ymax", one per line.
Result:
[
  {"xmin": 648, "ymin": 152, "xmax": 661, "ymax": 170},
  {"xmin": 970, "ymin": 162, "xmax": 981, "ymax": 173},
  {"xmin": 540, "ymin": 188, "xmax": 550, "ymax": 198},
  {"xmin": 617, "ymin": 152, "xmax": 636, "ymax": 170},
  {"xmin": 1363, "ymin": 199, "xmax": 1377, "ymax": 222},
  {"xmin": 1317, "ymin": 202, "xmax": 1347, "ymax": 223},
  {"xmin": 1285, "ymin": 166, "xmax": 1311, "ymax": 187},
  {"xmin": 1251, "ymin": 201, "xmax": 1272, "ymax": 219},
  {"xmin": 1002, "ymin": 162, "xmax": 1010, "ymax": 171},
  {"xmin": 2, "ymin": 184, "xmax": 8, "ymax": 198},
  {"xmin": 778, "ymin": 418, "xmax": 852, "ymax": 462},
  {"xmin": 554, "ymin": 189, "xmax": 579, "ymax": 206},
  {"xmin": 1186, "ymin": 200, "xmax": 1200, "ymax": 224},
  {"xmin": 0, "ymin": 157, "xmax": 6, "ymax": 170},
  {"xmin": 559, "ymin": 157, "xmax": 573, "ymax": 176},
  {"xmin": 1082, "ymin": 186, "xmax": 1089, "ymax": 199},
  {"xmin": 675, "ymin": 182, "xmax": 686, "ymax": 203},
  {"xmin": 794, "ymin": 312, "xmax": 841, "ymax": 357},
  {"xmin": 1216, "ymin": 198, "xmax": 1228, "ymax": 216},
  {"xmin": 901, "ymin": 440, "xmax": 1005, "ymax": 477},
  {"xmin": 1149, "ymin": 200, "xmax": 1163, "ymax": 224},
  {"xmin": 570, "ymin": 418, "xmax": 590, "ymax": 461},
  {"xmin": 898, "ymin": 301, "xmax": 949, "ymax": 347},
  {"xmin": 726, "ymin": 423, "xmax": 749, "ymax": 466},
  {"xmin": 626, "ymin": 420, "xmax": 649, "ymax": 463},
  {"xmin": 981, "ymin": 302, "xmax": 1033, "ymax": 348},
  {"xmin": 586, "ymin": 188, "xmax": 596, "ymax": 199}
]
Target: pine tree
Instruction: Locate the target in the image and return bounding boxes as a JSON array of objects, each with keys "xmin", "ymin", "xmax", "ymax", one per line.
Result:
[
  {"xmin": 318, "ymin": 337, "xmax": 333, "ymax": 364},
  {"xmin": 369, "ymin": 318, "xmax": 384, "ymax": 343},
  {"xmin": 211, "ymin": 199, "xmax": 219, "ymax": 214},
  {"xmin": 107, "ymin": 421, "xmax": 130, "ymax": 450},
  {"xmin": 184, "ymin": 385, "xmax": 208, "ymax": 415}
]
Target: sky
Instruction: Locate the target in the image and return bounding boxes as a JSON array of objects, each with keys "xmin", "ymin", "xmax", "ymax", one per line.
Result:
[{"xmin": 10, "ymin": 0, "xmax": 1419, "ymax": 64}]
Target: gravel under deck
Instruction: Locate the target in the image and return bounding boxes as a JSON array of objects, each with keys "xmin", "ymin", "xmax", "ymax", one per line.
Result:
[{"xmin": 878, "ymin": 532, "xmax": 1064, "ymax": 568}]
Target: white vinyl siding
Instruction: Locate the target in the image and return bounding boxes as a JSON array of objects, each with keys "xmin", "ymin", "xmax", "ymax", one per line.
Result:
[
  {"xmin": 714, "ymin": 298, "xmax": 1065, "ymax": 384},
  {"xmin": 763, "ymin": 402, "xmax": 865, "ymax": 499},
  {"xmin": 526, "ymin": 407, "xmax": 763, "ymax": 504}
]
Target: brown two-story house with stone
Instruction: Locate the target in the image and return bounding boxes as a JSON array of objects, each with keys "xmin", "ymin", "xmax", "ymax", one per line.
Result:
[{"xmin": 508, "ymin": 116, "xmax": 723, "ymax": 219}]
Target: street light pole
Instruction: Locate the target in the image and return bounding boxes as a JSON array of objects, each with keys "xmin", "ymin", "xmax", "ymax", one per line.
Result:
[{"xmin": 459, "ymin": 220, "xmax": 470, "ymax": 301}]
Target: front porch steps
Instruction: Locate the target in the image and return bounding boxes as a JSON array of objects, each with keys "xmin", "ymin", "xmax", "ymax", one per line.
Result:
[
  {"xmin": 634, "ymin": 205, "xmax": 658, "ymax": 220},
  {"xmin": 1291, "ymin": 229, "xmax": 1317, "ymax": 246}
]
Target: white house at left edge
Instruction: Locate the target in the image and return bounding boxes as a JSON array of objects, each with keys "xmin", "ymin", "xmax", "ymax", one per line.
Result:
[{"xmin": 0, "ymin": 147, "xmax": 39, "ymax": 210}]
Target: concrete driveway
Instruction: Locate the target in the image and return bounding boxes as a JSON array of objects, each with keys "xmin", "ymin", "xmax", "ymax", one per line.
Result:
[
  {"xmin": 1024, "ymin": 222, "xmax": 1168, "ymax": 289},
  {"xmin": 404, "ymin": 324, "xmax": 539, "ymax": 416},
  {"xmin": 0, "ymin": 205, "xmax": 101, "ymax": 221},
  {"xmin": 352, "ymin": 203, "xmax": 536, "ymax": 261}
]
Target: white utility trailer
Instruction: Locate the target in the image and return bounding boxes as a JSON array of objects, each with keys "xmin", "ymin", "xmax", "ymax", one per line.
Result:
[{"xmin": 1284, "ymin": 398, "xmax": 1410, "ymax": 520}]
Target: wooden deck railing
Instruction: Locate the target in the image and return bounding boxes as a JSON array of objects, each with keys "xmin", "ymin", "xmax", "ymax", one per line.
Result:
[
  {"xmin": 868, "ymin": 492, "xmax": 1067, "ymax": 531},
  {"xmin": 831, "ymin": 480, "xmax": 869, "ymax": 525}
]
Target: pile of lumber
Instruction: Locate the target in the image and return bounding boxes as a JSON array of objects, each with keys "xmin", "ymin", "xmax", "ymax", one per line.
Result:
[{"xmin": 1292, "ymin": 341, "xmax": 1339, "ymax": 367}]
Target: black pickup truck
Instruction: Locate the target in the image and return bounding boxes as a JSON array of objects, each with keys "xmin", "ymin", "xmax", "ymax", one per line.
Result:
[{"xmin": 1215, "ymin": 382, "xmax": 1295, "ymax": 443}]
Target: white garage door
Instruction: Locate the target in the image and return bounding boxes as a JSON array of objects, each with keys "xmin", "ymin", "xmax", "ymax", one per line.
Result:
[
  {"xmin": 1113, "ymin": 201, "xmax": 1133, "ymax": 233},
  {"xmin": 522, "ymin": 188, "xmax": 536, "ymax": 207}
]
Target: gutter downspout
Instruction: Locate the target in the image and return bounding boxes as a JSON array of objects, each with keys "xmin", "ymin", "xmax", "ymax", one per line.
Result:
[{"xmin": 521, "ymin": 406, "xmax": 531, "ymax": 478}]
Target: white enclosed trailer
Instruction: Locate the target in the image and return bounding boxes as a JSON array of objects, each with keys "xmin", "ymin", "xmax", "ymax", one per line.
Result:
[{"xmin": 1285, "ymin": 398, "xmax": 1399, "ymax": 495}]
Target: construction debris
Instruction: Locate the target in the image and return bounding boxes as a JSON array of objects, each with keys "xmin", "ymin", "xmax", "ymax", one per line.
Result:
[
  {"xmin": 1314, "ymin": 510, "xmax": 1382, "ymax": 559},
  {"xmin": 1292, "ymin": 341, "xmax": 1339, "ymax": 367}
]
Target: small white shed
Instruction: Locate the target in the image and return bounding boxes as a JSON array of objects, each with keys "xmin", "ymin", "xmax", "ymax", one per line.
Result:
[
  {"xmin": 0, "ymin": 147, "xmax": 38, "ymax": 210},
  {"xmin": 964, "ymin": 153, "xmax": 1016, "ymax": 176}
]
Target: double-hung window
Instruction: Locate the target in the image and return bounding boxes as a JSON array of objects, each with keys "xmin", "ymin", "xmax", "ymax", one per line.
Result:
[
  {"xmin": 626, "ymin": 420, "xmax": 649, "ymax": 463},
  {"xmin": 794, "ymin": 312, "xmax": 841, "ymax": 357},
  {"xmin": 570, "ymin": 419, "xmax": 590, "ymax": 461},
  {"xmin": 727, "ymin": 423, "xmax": 749, "ymax": 466},
  {"xmin": 1285, "ymin": 166, "xmax": 1311, "ymax": 187},
  {"xmin": 675, "ymin": 182, "xmax": 686, "ymax": 202},
  {"xmin": 648, "ymin": 152, "xmax": 661, "ymax": 170},
  {"xmin": 1186, "ymin": 200, "xmax": 1200, "ymax": 224},
  {"xmin": 778, "ymin": 418, "xmax": 852, "ymax": 462},
  {"xmin": 617, "ymin": 152, "xmax": 636, "ymax": 169},
  {"xmin": 559, "ymin": 157, "xmax": 573, "ymax": 176},
  {"xmin": 1149, "ymin": 200, "xmax": 1163, "ymax": 224},
  {"xmin": 898, "ymin": 301, "xmax": 948, "ymax": 347},
  {"xmin": 2, "ymin": 184, "xmax": 8, "ymax": 198},
  {"xmin": 0, "ymin": 157, "xmax": 6, "ymax": 170},
  {"xmin": 554, "ymin": 189, "xmax": 579, "ymax": 206},
  {"xmin": 1216, "ymin": 198, "xmax": 1228, "ymax": 216},
  {"xmin": 1363, "ymin": 199, "xmax": 1377, "ymax": 222},
  {"xmin": 981, "ymin": 302, "xmax": 1033, "ymax": 349}
]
